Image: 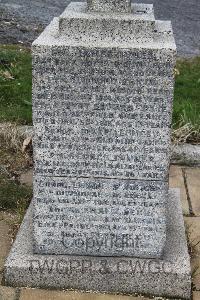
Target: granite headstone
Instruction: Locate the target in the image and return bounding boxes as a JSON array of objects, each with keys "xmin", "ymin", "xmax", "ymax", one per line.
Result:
[
  {"xmin": 32, "ymin": 0, "xmax": 175, "ymax": 258},
  {"xmin": 4, "ymin": 1, "xmax": 191, "ymax": 298}
]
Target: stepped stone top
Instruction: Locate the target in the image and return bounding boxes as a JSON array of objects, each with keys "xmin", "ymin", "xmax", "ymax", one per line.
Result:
[
  {"xmin": 87, "ymin": 0, "xmax": 132, "ymax": 13},
  {"xmin": 32, "ymin": 1, "xmax": 176, "ymax": 51}
]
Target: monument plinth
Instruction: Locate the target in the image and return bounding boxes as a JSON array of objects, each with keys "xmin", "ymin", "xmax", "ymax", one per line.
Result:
[
  {"xmin": 32, "ymin": 1, "xmax": 172, "ymax": 259},
  {"xmin": 87, "ymin": 0, "xmax": 132, "ymax": 12},
  {"xmin": 4, "ymin": 0, "xmax": 191, "ymax": 298}
]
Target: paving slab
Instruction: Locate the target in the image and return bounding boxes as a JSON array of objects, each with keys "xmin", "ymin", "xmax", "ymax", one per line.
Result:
[
  {"xmin": 0, "ymin": 286, "xmax": 16, "ymax": 300},
  {"xmin": 185, "ymin": 169, "xmax": 200, "ymax": 216},
  {"xmin": 19, "ymin": 288, "xmax": 149, "ymax": 300},
  {"xmin": 191, "ymin": 257, "xmax": 200, "ymax": 291},
  {"xmin": 193, "ymin": 291, "xmax": 200, "ymax": 300},
  {"xmin": 184, "ymin": 217, "xmax": 200, "ymax": 255},
  {"xmin": 185, "ymin": 216, "xmax": 200, "ymax": 291},
  {"xmin": 0, "ymin": 219, "xmax": 12, "ymax": 273},
  {"xmin": 169, "ymin": 165, "xmax": 190, "ymax": 215}
]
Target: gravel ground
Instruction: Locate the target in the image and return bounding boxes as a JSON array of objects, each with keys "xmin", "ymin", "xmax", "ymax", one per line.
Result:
[{"xmin": 0, "ymin": 0, "xmax": 200, "ymax": 57}]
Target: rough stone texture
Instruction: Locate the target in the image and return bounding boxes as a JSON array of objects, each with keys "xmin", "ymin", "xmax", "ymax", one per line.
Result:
[
  {"xmin": 0, "ymin": 0, "xmax": 199, "ymax": 57},
  {"xmin": 19, "ymin": 288, "xmax": 149, "ymax": 300},
  {"xmin": 185, "ymin": 169, "xmax": 200, "ymax": 216},
  {"xmin": 58, "ymin": 3, "xmax": 156, "ymax": 40},
  {"xmin": 169, "ymin": 165, "xmax": 190, "ymax": 215},
  {"xmin": 32, "ymin": 1, "xmax": 176, "ymax": 258},
  {"xmin": 87, "ymin": 0, "xmax": 132, "ymax": 13},
  {"xmin": 171, "ymin": 144, "xmax": 200, "ymax": 166},
  {"xmin": 4, "ymin": 189, "xmax": 191, "ymax": 299},
  {"xmin": 3, "ymin": 121, "xmax": 199, "ymax": 168},
  {"xmin": 4, "ymin": 1, "xmax": 191, "ymax": 297},
  {"xmin": 0, "ymin": 286, "xmax": 16, "ymax": 300},
  {"xmin": 33, "ymin": 177, "xmax": 167, "ymax": 257},
  {"xmin": 15, "ymin": 124, "xmax": 200, "ymax": 168}
]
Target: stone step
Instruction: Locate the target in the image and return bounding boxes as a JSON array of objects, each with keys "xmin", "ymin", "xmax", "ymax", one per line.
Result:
[
  {"xmin": 87, "ymin": 0, "xmax": 132, "ymax": 13},
  {"xmin": 59, "ymin": 2, "xmax": 156, "ymax": 41}
]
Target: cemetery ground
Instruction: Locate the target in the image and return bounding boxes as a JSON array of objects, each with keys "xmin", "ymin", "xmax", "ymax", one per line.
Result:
[{"xmin": 0, "ymin": 45, "xmax": 200, "ymax": 299}]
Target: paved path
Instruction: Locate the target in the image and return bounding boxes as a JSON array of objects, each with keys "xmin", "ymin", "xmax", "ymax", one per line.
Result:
[
  {"xmin": 0, "ymin": 0, "xmax": 200, "ymax": 57},
  {"xmin": 1, "ymin": 165, "xmax": 200, "ymax": 299}
]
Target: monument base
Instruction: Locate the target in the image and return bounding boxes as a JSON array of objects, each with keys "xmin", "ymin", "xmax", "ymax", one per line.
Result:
[{"xmin": 4, "ymin": 189, "xmax": 191, "ymax": 299}]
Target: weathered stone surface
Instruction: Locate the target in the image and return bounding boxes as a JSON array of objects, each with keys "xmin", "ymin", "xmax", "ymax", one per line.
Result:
[
  {"xmin": 33, "ymin": 45, "xmax": 174, "ymax": 181},
  {"xmin": 185, "ymin": 168, "xmax": 200, "ymax": 216},
  {"xmin": 19, "ymin": 288, "xmax": 149, "ymax": 300},
  {"xmin": 4, "ymin": 189, "xmax": 191, "ymax": 299},
  {"xmin": 171, "ymin": 144, "xmax": 200, "ymax": 166},
  {"xmin": 3, "ymin": 1, "xmax": 192, "ymax": 298},
  {"xmin": 87, "ymin": 0, "xmax": 132, "ymax": 13},
  {"xmin": 33, "ymin": 176, "xmax": 167, "ymax": 256},
  {"xmin": 58, "ymin": 2, "xmax": 156, "ymax": 41},
  {"xmin": 38, "ymin": 3, "xmax": 174, "ymax": 47},
  {"xmin": 169, "ymin": 165, "xmax": 189, "ymax": 215},
  {"xmin": 32, "ymin": 1, "xmax": 176, "ymax": 257}
]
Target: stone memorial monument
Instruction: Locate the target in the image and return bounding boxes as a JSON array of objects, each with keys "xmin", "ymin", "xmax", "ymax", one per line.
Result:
[{"xmin": 4, "ymin": 0, "xmax": 191, "ymax": 298}]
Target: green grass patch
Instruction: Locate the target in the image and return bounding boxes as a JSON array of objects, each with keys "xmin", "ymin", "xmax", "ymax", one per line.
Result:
[
  {"xmin": 0, "ymin": 122, "xmax": 32, "ymax": 221},
  {"xmin": 173, "ymin": 57, "xmax": 200, "ymax": 130},
  {"xmin": 0, "ymin": 173, "xmax": 32, "ymax": 231},
  {"xmin": 0, "ymin": 44, "xmax": 32, "ymax": 124},
  {"xmin": 0, "ymin": 45, "xmax": 200, "ymax": 139},
  {"xmin": 0, "ymin": 174, "xmax": 32, "ymax": 211}
]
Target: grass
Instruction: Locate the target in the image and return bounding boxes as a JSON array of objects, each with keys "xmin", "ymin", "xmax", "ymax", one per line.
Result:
[
  {"xmin": 172, "ymin": 57, "xmax": 200, "ymax": 143},
  {"xmin": 0, "ymin": 172, "xmax": 32, "ymax": 238},
  {"xmin": 0, "ymin": 174, "xmax": 32, "ymax": 211},
  {"xmin": 173, "ymin": 57, "xmax": 200, "ymax": 128},
  {"xmin": 0, "ymin": 44, "xmax": 32, "ymax": 124},
  {"xmin": 0, "ymin": 122, "xmax": 33, "ymax": 229},
  {"xmin": 0, "ymin": 122, "xmax": 33, "ymax": 212},
  {"xmin": 0, "ymin": 44, "xmax": 200, "ymax": 141},
  {"xmin": 0, "ymin": 123, "xmax": 33, "ymax": 177}
]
